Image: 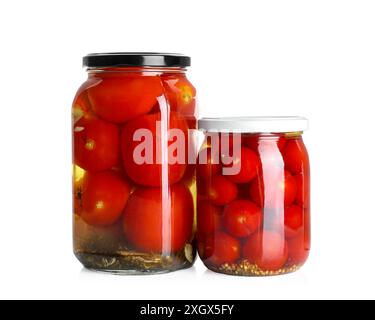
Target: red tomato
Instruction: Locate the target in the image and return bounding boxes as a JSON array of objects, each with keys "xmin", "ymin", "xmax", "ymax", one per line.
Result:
[
  {"xmin": 284, "ymin": 205, "xmax": 303, "ymax": 238},
  {"xmin": 244, "ymin": 134, "xmax": 287, "ymax": 152},
  {"xmin": 207, "ymin": 175, "xmax": 238, "ymax": 206},
  {"xmin": 72, "ymin": 90, "xmax": 92, "ymax": 124},
  {"xmin": 197, "ymin": 200, "xmax": 223, "ymax": 237},
  {"xmin": 243, "ymin": 231, "xmax": 289, "ymax": 271},
  {"xmin": 223, "ymin": 147, "xmax": 260, "ymax": 184},
  {"xmin": 121, "ymin": 112, "xmax": 188, "ymax": 186},
  {"xmin": 197, "ymin": 147, "xmax": 221, "ymax": 181},
  {"xmin": 186, "ymin": 118, "xmax": 197, "ymax": 131},
  {"xmin": 123, "ymin": 184, "xmax": 194, "ymax": 253},
  {"xmin": 249, "ymin": 170, "xmax": 297, "ymax": 207},
  {"xmin": 80, "ymin": 172, "xmax": 131, "ymax": 227},
  {"xmin": 74, "ymin": 117, "xmax": 120, "ymax": 172},
  {"xmin": 88, "ymin": 76, "xmax": 163, "ymax": 123},
  {"xmin": 287, "ymin": 233, "xmax": 310, "ymax": 265},
  {"xmin": 282, "ymin": 138, "xmax": 309, "ymax": 174},
  {"xmin": 162, "ymin": 75, "xmax": 196, "ymax": 118},
  {"xmin": 223, "ymin": 200, "xmax": 262, "ymax": 238},
  {"xmin": 200, "ymin": 232, "xmax": 241, "ymax": 266},
  {"xmin": 295, "ymin": 173, "xmax": 310, "ymax": 208},
  {"xmin": 72, "ymin": 79, "xmax": 100, "ymax": 123}
]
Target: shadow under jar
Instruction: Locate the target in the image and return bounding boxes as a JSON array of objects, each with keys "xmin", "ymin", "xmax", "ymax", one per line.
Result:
[
  {"xmin": 197, "ymin": 117, "xmax": 310, "ymax": 276},
  {"xmin": 72, "ymin": 53, "xmax": 197, "ymax": 274}
]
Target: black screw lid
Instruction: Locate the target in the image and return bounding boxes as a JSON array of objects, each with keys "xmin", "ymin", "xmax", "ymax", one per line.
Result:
[{"xmin": 83, "ymin": 52, "xmax": 191, "ymax": 68}]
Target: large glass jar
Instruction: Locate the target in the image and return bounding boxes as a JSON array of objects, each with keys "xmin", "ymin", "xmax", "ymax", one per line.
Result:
[
  {"xmin": 72, "ymin": 53, "xmax": 197, "ymax": 274},
  {"xmin": 197, "ymin": 117, "xmax": 310, "ymax": 276}
]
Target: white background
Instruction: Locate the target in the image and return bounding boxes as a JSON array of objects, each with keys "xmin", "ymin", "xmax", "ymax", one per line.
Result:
[{"xmin": 0, "ymin": 0, "xmax": 374, "ymax": 300}]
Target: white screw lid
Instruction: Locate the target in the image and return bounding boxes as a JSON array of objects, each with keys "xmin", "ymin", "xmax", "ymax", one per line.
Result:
[{"xmin": 198, "ymin": 116, "xmax": 309, "ymax": 133}]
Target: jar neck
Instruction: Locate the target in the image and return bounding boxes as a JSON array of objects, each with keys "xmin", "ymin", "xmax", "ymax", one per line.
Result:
[
  {"xmin": 242, "ymin": 132, "xmax": 303, "ymax": 138},
  {"xmin": 204, "ymin": 132, "xmax": 303, "ymax": 138},
  {"xmin": 87, "ymin": 66, "xmax": 187, "ymax": 77}
]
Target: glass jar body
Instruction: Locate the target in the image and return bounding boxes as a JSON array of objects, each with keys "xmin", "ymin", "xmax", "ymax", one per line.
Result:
[
  {"xmin": 72, "ymin": 67, "xmax": 197, "ymax": 274},
  {"xmin": 197, "ymin": 132, "xmax": 310, "ymax": 276}
]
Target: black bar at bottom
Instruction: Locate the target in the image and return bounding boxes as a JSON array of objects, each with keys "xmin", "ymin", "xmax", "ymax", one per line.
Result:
[{"xmin": 131, "ymin": 301, "xmax": 240, "ymax": 319}]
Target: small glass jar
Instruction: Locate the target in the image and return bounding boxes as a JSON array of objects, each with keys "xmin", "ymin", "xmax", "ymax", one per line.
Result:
[
  {"xmin": 72, "ymin": 53, "xmax": 197, "ymax": 274},
  {"xmin": 197, "ymin": 117, "xmax": 310, "ymax": 276}
]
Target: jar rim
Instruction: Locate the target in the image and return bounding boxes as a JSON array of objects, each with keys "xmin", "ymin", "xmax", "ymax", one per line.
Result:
[
  {"xmin": 83, "ymin": 52, "xmax": 191, "ymax": 68},
  {"xmin": 198, "ymin": 116, "xmax": 309, "ymax": 133}
]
